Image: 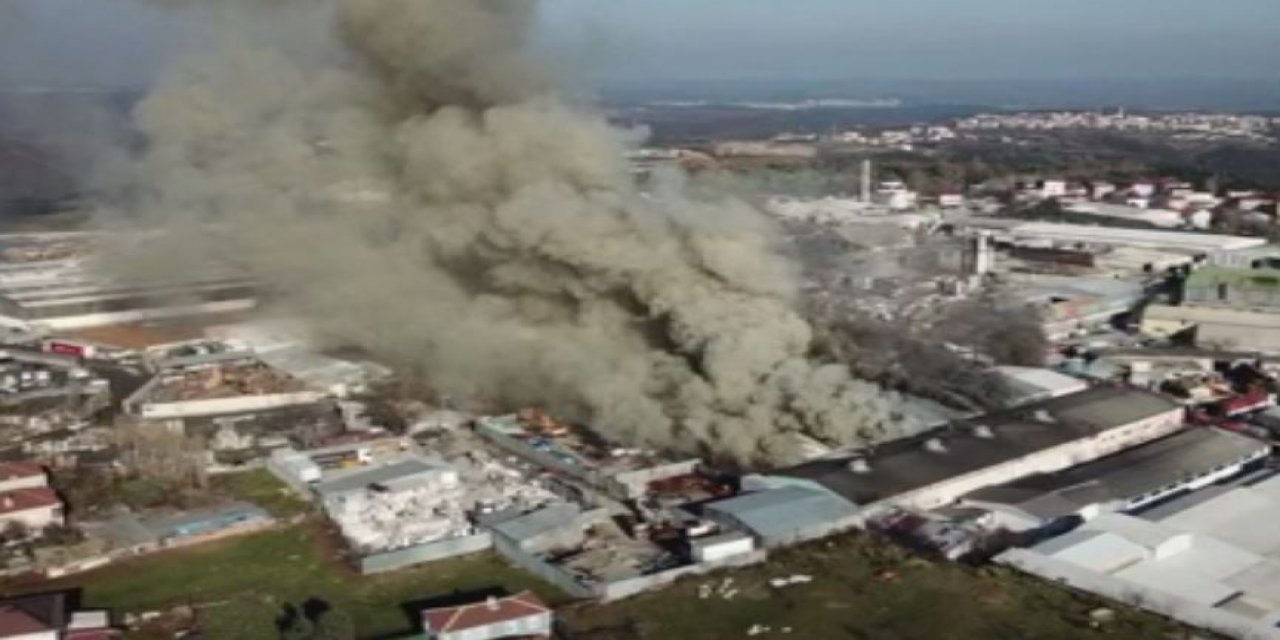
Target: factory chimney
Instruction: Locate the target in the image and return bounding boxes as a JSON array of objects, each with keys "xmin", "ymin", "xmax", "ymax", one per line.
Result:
[
  {"xmin": 861, "ymin": 159, "xmax": 873, "ymax": 204},
  {"xmin": 962, "ymin": 232, "xmax": 994, "ymax": 278}
]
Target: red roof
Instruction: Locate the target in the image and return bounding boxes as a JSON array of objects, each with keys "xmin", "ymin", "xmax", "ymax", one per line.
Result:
[
  {"xmin": 0, "ymin": 462, "xmax": 44, "ymax": 483},
  {"xmin": 421, "ymin": 591, "xmax": 550, "ymax": 634},
  {"xmin": 0, "ymin": 487, "xmax": 60, "ymax": 516},
  {"xmin": 0, "ymin": 593, "xmax": 65, "ymax": 636},
  {"xmin": 0, "ymin": 605, "xmax": 53, "ymax": 635},
  {"xmin": 66, "ymin": 629, "xmax": 120, "ymax": 640}
]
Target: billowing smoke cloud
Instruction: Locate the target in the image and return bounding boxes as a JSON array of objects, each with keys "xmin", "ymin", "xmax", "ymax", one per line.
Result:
[{"xmin": 103, "ymin": 0, "xmax": 913, "ymax": 465}]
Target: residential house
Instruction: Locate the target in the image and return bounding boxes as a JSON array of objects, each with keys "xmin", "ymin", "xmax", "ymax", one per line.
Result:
[
  {"xmin": 0, "ymin": 462, "xmax": 46, "ymax": 494},
  {"xmin": 0, "ymin": 591, "xmax": 117, "ymax": 639},
  {"xmin": 419, "ymin": 591, "xmax": 552, "ymax": 640},
  {"xmin": 0, "ymin": 462, "xmax": 63, "ymax": 535}
]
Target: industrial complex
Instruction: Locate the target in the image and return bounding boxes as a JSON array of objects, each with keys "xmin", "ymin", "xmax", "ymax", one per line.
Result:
[{"xmin": 6, "ymin": 139, "xmax": 1280, "ymax": 639}]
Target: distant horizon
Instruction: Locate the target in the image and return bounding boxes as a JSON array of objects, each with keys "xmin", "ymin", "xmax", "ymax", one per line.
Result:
[
  {"xmin": 4, "ymin": 0, "xmax": 1280, "ymax": 111},
  {"xmin": 3, "ymin": 74, "xmax": 1280, "ymax": 114}
]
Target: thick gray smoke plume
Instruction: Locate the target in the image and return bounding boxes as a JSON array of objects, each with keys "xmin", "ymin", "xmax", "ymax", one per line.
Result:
[{"xmin": 107, "ymin": 0, "xmax": 911, "ymax": 465}]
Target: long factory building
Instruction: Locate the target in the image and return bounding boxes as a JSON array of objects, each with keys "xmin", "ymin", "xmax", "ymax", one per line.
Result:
[{"xmin": 0, "ymin": 234, "xmax": 256, "ymax": 330}]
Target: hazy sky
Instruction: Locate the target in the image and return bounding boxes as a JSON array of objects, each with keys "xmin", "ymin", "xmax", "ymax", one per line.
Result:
[{"xmin": 3, "ymin": 0, "xmax": 1279, "ymax": 88}]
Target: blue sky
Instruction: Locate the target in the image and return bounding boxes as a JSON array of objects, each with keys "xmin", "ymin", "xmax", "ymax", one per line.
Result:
[
  {"xmin": 541, "ymin": 0, "xmax": 1280, "ymax": 82},
  {"xmin": 3, "ymin": 0, "xmax": 1279, "ymax": 88}
]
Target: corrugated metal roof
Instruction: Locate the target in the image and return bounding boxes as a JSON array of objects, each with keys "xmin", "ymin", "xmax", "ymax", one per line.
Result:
[
  {"xmin": 488, "ymin": 503, "xmax": 580, "ymax": 543},
  {"xmin": 705, "ymin": 486, "xmax": 856, "ymax": 541},
  {"xmin": 964, "ymin": 428, "xmax": 1267, "ymax": 520},
  {"xmin": 783, "ymin": 386, "xmax": 1182, "ymax": 505},
  {"xmin": 316, "ymin": 457, "xmax": 451, "ymax": 498}
]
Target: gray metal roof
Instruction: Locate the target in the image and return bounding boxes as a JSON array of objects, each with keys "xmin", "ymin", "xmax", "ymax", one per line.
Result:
[
  {"xmin": 486, "ymin": 503, "xmax": 581, "ymax": 543},
  {"xmin": 781, "ymin": 386, "xmax": 1182, "ymax": 505},
  {"xmin": 315, "ymin": 457, "xmax": 448, "ymax": 498},
  {"xmin": 705, "ymin": 486, "xmax": 857, "ymax": 541},
  {"xmin": 964, "ymin": 428, "xmax": 1268, "ymax": 520}
]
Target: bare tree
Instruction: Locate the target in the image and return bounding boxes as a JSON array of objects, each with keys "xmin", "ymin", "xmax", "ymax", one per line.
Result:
[{"xmin": 114, "ymin": 419, "xmax": 209, "ymax": 490}]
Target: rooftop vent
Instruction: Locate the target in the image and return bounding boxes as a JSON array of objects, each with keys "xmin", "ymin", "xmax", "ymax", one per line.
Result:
[
  {"xmin": 847, "ymin": 458, "xmax": 871, "ymax": 474},
  {"xmin": 924, "ymin": 438, "xmax": 948, "ymax": 454},
  {"xmin": 973, "ymin": 424, "xmax": 995, "ymax": 439}
]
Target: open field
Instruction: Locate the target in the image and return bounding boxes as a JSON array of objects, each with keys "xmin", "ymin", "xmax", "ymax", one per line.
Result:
[
  {"xmin": 561, "ymin": 533, "xmax": 1196, "ymax": 640},
  {"xmin": 209, "ymin": 468, "xmax": 312, "ymax": 519},
  {"xmin": 4, "ymin": 471, "xmax": 563, "ymax": 639},
  {"xmin": 5, "ymin": 522, "xmax": 566, "ymax": 640}
]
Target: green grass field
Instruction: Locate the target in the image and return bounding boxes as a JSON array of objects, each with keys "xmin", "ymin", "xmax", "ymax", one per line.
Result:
[
  {"xmin": 3, "ymin": 470, "xmax": 565, "ymax": 639},
  {"xmin": 209, "ymin": 468, "xmax": 313, "ymax": 519},
  {"xmin": 29, "ymin": 523, "xmax": 566, "ymax": 639},
  {"xmin": 561, "ymin": 533, "xmax": 1192, "ymax": 640}
]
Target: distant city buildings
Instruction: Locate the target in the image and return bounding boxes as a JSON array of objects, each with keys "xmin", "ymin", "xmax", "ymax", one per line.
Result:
[{"xmin": 958, "ymin": 110, "xmax": 1279, "ymax": 145}]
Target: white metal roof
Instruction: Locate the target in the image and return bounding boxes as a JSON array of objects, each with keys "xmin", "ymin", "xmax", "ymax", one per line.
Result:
[
  {"xmin": 996, "ymin": 366, "xmax": 1089, "ymax": 401},
  {"xmin": 1114, "ymin": 560, "xmax": 1239, "ymax": 607},
  {"xmin": 1010, "ymin": 222, "xmax": 1267, "ymax": 253},
  {"xmin": 1040, "ymin": 529, "xmax": 1148, "ymax": 574}
]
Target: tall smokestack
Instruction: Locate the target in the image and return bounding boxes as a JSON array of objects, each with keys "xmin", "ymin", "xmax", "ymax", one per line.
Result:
[{"xmin": 861, "ymin": 159, "xmax": 873, "ymax": 204}]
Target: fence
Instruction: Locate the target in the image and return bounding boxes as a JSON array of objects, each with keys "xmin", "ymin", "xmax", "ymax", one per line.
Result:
[
  {"xmin": 357, "ymin": 532, "xmax": 493, "ymax": 575},
  {"xmin": 598, "ymin": 550, "xmax": 768, "ymax": 602},
  {"xmin": 490, "ymin": 528, "xmax": 768, "ymax": 602},
  {"xmin": 490, "ymin": 533, "xmax": 595, "ymax": 599}
]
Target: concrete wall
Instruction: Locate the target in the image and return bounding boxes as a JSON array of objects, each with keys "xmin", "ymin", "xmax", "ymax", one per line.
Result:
[
  {"xmin": 882, "ymin": 408, "xmax": 1185, "ymax": 512},
  {"xmin": 1199, "ymin": 323, "xmax": 1280, "ymax": 353},
  {"xmin": 610, "ymin": 459, "xmax": 701, "ymax": 500},
  {"xmin": 999, "ymin": 549, "xmax": 1280, "ymax": 640},
  {"xmin": 490, "ymin": 525, "xmax": 768, "ymax": 603},
  {"xmin": 598, "ymin": 550, "xmax": 768, "ymax": 602},
  {"xmin": 357, "ymin": 532, "xmax": 493, "ymax": 575},
  {"xmin": 137, "ymin": 391, "xmax": 327, "ymax": 420},
  {"xmin": 490, "ymin": 533, "xmax": 595, "ymax": 599}
]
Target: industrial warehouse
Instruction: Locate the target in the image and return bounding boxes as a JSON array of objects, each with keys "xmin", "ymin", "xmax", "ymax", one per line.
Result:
[
  {"xmin": 779, "ymin": 386, "xmax": 1185, "ymax": 513},
  {"xmin": 0, "ymin": 233, "xmax": 257, "ymax": 331}
]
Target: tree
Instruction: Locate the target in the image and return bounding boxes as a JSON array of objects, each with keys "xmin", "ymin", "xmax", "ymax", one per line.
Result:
[
  {"xmin": 114, "ymin": 419, "xmax": 209, "ymax": 490},
  {"xmin": 312, "ymin": 608, "xmax": 355, "ymax": 640},
  {"xmin": 0, "ymin": 521, "xmax": 28, "ymax": 544},
  {"xmin": 277, "ymin": 604, "xmax": 313, "ymax": 640}
]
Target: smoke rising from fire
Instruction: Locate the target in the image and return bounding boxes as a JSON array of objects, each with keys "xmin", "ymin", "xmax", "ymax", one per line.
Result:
[{"xmin": 105, "ymin": 0, "xmax": 912, "ymax": 465}]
